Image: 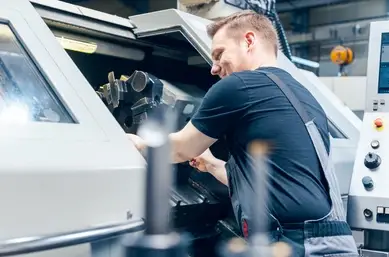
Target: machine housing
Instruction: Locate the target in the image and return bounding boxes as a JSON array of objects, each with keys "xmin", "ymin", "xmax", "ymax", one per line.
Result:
[{"xmin": 348, "ymin": 20, "xmax": 389, "ymax": 256}]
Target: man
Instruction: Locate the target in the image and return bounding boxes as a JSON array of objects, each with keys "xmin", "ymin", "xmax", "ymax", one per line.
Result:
[{"xmin": 128, "ymin": 10, "xmax": 358, "ymax": 256}]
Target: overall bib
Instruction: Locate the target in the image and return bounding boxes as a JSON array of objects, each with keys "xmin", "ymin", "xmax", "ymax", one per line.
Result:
[{"xmin": 225, "ymin": 71, "xmax": 358, "ymax": 257}]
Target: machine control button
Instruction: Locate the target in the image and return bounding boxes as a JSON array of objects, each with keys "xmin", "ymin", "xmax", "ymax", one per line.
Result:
[
  {"xmin": 378, "ymin": 206, "xmax": 384, "ymax": 214},
  {"xmin": 362, "ymin": 176, "xmax": 374, "ymax": 190},
  {"xmin": 364, "ymin": 208, "xmax": 373, "ymax": 219},
  {"xmin": 373, "ymin": 105, "xmax": 379, "ymax": 111},
  {"xmin": 381, "ymin": 99, "xmax": 386, "ymax": 105},
  {"xmin": 374, "ymin": 118, "xmax": 383, "ymax": 128},
  {"xmin": 364, "ymin": 152, "xmax": 382, "ymax": 170},
  {"xmin": 373, "ymin": 100, "xmax": 379, "ymax": 104},
  {"xmin": 371, "ymin": 140, "xmax": 380, "ymax": 149}
]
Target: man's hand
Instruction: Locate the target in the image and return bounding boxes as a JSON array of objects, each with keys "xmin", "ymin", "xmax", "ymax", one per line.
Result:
[
  {"xmin": 189, "ymin": 149, "xmax": 217, "ymax": 172},
  {"xmin": 127, "ymin": 133, "xmax": 147, "ymax": 152},
  {"xmin": 189, "ymin": 148, "xmax": 228, "ymax": 186}
]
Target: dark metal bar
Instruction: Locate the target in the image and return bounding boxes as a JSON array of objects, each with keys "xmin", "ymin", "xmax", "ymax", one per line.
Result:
[
  {"xmin": 137, "ymin": 108, "xmax": 174, "ymax": 235},
  {"xmin": 0, "ymin": 219, "xmax": 145, "ymax": 256}
]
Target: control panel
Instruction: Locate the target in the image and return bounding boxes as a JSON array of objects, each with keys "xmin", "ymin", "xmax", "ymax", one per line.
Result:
[{"xmin": 348, "ymin": 21, "xmax": 389, "ymax": 231}]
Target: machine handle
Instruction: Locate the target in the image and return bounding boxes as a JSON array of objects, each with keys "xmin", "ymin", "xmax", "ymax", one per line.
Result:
[{"xmin": 0, "ymin": 219, "xmax": 145, "ymax": 256}]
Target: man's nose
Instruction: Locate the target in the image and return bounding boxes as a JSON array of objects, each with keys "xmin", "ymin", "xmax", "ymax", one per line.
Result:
[{"xmin": 211, "ymin": 65, "xmax": 221, "ymax": 76}]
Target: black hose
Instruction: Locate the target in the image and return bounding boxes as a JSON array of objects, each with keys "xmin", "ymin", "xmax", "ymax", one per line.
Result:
[
  {"xmin": 241, "ymin": 0, "xmax": 293, "ymax": 60},
  {"xmin": 272, "ymin": 11, "xmax": 293, "ymax": 60}
]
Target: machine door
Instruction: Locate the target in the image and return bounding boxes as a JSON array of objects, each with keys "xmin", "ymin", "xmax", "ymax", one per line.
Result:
[{"xmin": 0, "ymin": 0, "xmax": 145, "ymax": 242}]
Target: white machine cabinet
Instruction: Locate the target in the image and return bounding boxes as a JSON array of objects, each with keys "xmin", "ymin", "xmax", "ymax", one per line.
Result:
[
  {"xmin": 0, "ymin": 1, "xmax": 145, "ymax": 256},
  {"xmin": 348, "ymin": 20, "xmax": 389, "ymax": 256}
]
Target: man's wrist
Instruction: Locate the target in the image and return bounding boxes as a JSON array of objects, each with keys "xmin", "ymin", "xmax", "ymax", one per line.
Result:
[{"xmin": 206, "ymin": 159, "xmax": 226, "ymax": 174}]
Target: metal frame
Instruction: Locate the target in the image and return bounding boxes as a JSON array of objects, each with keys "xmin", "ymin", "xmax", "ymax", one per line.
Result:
[
  {"xmin": 0, "ymin": 220, "xmax": 144, "ymax": 256},
  {"xmin": 131, "ymin": 10, "xmax": 213, "ymax": 65},
  {"xmin": 30, "ymin": 0, "xmax": 136, "ymax": 39}
]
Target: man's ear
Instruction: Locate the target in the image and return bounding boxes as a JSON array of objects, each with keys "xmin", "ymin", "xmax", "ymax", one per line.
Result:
[{"xmin": 244, "ymin": 31, "xmax": 256, "ymax": 50}]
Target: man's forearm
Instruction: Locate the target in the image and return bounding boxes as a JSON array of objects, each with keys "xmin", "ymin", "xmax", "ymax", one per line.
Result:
[
  {"xmin": 206, "ymin": 159, "xmax": 228, "ymax": 186},
  {"xmin": 169, "ymin": 133, "xmax": 191, "ymax": 163},
  {"xmin": 128, "ymin": 132, "xmax": 193, "ymax": 163}
]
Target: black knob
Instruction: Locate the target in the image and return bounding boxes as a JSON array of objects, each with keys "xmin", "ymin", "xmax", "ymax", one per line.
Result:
[
  {"xmin": 364, "ymin": 152, "xmax": 381, "ymax": 170},
  {"xmin": 363, "ymin": 208, "xmax": 373, "ymax": 219},
  {"xmin": 371, "ymin": 140, "xmax": 380, "ymax": 149},
  {"xmin": 362, "ymin": 176, "xmax": 374, "ymax": 191}
]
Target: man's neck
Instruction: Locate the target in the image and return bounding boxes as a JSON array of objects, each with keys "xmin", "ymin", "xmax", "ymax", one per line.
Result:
[
  {"xmin": 250, "ymin": 62, "xmax": 278, "ymax": 70},
  {"xmin": 250, "ymin": 57, "xmax": 278, "ymax": 70}
]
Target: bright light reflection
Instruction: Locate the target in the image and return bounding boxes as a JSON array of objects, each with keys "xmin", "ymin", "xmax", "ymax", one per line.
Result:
[{"xmin": 0, "ymin": 104, "xmax": 29, "ymax": 124}]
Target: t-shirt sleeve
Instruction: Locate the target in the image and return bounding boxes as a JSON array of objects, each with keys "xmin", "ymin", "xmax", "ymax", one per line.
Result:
[{"xmin": 191, "ymin": 74, "xmax": 248, "ymax": 139}]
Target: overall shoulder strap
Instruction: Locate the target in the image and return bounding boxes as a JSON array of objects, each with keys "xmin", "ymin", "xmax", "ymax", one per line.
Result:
[{"xmin": 256, "ymin": 70, "xmax": 311, "ymax": 124}]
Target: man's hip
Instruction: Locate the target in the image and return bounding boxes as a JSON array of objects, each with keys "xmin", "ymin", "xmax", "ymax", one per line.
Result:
[{"xmin": 268, "ymin": 220, "xmax": 359, "ymax": 257}]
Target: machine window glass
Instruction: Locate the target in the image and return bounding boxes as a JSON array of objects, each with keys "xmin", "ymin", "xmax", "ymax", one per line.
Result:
[
  {"xmin": 0, "ymin": 23, "xmax": 74, "ymax": 123},
  {"xmin": 378, "ymin": 32, "xmax": 389, "ymax": 94},
  {"xmin": 328, "ymin": 118, "xmax": 347, "ymax": 139}
]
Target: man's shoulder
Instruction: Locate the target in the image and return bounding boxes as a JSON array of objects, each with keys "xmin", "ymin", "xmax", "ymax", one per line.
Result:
[
  {"xmin": 231, "ymin": 69, "xmax": 269, "ymax": 81},
  {"xmin": 209, "ymin": 73, "xmax": 246, "ymax": 93},
  {"xmin": 218, "ymin": 73, "xmax": 246, "ymax": 85},
  {"xmin": 203, "ymin": 74, "xmax": 249, "ymax": 103},
  {"xmin": 231, "ymin": 68, "xmax": 290, "ymax": 87}
]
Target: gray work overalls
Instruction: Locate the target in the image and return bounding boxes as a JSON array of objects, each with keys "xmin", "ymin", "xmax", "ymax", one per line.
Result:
[{"xmin": 225, "ymin": 71, "xmax": 359, "ymax": 257}]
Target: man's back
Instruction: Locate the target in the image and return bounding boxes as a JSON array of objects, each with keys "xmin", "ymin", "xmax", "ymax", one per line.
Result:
[{"xmin": 192, "ymin": 67, "xmax": 332, "ymax": 223}]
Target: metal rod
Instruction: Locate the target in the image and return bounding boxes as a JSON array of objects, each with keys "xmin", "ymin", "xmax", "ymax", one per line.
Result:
[
  {"xmin": 0, "ymin": 219, "xmax": 145, "ymax": 256},
  {"xmin": 137, "ymin": 108, "xmax": 175, "ymax": 235}
]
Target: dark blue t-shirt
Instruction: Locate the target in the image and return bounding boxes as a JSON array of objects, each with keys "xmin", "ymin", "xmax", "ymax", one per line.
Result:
[{"xmin": 191, "ymin": 67, "xmax": 331, "ymax": 223}]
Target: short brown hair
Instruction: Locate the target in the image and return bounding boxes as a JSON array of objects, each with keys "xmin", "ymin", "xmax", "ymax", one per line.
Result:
[{"xmin": 206, "ymin": 10, "xmax": 278, "ymax": 55}]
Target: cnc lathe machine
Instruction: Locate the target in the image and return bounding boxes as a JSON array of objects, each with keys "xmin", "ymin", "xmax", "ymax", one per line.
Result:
[{"xmin": 0, "ymin": 0, "xmax": 365, "ymax": 257}]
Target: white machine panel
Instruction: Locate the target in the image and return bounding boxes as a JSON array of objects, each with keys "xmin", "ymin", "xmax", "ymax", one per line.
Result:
[
  {"xmin": 0, "ymin": 1, "xmax": 145, "ymax": 256},
  {"xmin": 348, "ymin": 21, "xmax": 389, "ymax": 231}
]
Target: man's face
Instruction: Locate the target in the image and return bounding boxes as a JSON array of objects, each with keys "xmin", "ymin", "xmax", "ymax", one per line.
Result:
[{"xmin": 210, "ymin": 27, "xmax": 253, "ymax": 79}]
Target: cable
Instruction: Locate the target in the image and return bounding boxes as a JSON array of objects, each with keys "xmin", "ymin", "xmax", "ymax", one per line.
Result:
[{"xmin": 242, "ymin": 0, "xmax": 293, "ymax": 60}]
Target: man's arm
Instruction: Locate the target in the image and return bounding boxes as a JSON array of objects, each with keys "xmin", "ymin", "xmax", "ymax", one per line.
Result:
[
  {"xmin": 128, "ymin": 74, "xmax": 248, "ymax": 163},
  {"xmin": 205, "ymin": 159, "xmax": 228, "ymax": 186},
  {"xmin": 127, "ymin": 122, "xmax": 216, "ymax": 163},
  {"xmin": 169, "ymin": 122, "xmax": 217, "ymax": 163},
  {"xmin": 189, "ymin": 148, "xmax": 228, "ymax": 186}
]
